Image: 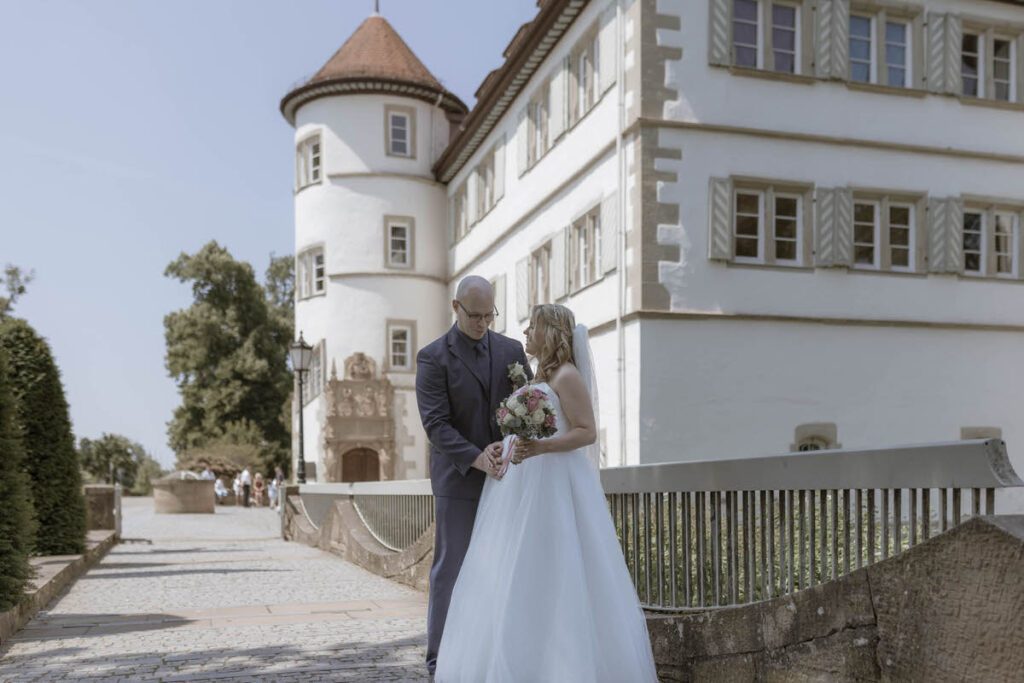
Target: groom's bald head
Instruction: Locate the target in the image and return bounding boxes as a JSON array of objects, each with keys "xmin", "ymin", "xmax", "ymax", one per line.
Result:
[
  {"xmin": 455, "ymin": 275, "xmax": 492, "ymax": 301},
  {"xmin": 453, "ymin": 275, "xmax": 495, "ymax": 340}
]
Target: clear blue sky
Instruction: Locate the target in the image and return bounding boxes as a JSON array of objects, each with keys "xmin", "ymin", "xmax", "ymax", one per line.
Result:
[{"xmin": 0, "ymin": 0, "xmax": 537, "ymax": 468}]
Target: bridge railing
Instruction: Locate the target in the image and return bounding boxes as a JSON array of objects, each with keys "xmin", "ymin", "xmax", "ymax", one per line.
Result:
[{"xmin": 294, "ymin": 439, "xmax": 1021, "ymax": 610}]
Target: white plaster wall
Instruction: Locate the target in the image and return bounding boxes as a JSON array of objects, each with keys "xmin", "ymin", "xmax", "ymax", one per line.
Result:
[
  {"xmin": 296, "ymin": 177, "xmax": 447, "ymax": 280},
  {"xmin": 658, "ymin": 0, "xmax": 1024, "ymax": 157},
  {"xmin": 655, "ymin": 129, "xmax": 1024, "ymax": 324},
  {"xmin": 295, "ymin": 94, "xmax": 450, "ymax": 177},
  {"xmin": 637, "ymin": 318, "xmax": 1024, "ymax": 508},
  {"xmin": 448, "ymin": 0, "xmax": 621, "ymax": 278}
]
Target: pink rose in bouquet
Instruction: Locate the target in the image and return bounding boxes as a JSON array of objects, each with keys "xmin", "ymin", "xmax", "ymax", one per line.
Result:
[{"xmin": 493, "ymin": 384, "xmax": 558, "ymax": 476}]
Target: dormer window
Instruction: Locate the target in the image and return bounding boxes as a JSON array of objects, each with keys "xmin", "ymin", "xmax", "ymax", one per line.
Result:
[{"xmin": 386, "ymin": 106, "xmax": 416, "ymax": 158}]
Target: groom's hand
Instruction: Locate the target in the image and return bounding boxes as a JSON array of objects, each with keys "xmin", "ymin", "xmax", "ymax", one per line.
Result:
[{"xmin": 472, "ymin": 446, "xmax": 503, "ymax": 479}]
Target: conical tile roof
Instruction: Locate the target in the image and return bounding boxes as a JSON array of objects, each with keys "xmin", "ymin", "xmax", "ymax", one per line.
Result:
[
  {"xmin": 310, "ymin": 15, "xmax": 443, "ymax": 90},
  {"xmin": 281, "ymin": 14, "xmax": 466, "ymax": 125}
]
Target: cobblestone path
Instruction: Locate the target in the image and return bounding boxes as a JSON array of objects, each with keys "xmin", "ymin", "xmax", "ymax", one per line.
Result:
[{"xmin": 0, "ymin": 497, "xmax": 429, "ymax": 682}]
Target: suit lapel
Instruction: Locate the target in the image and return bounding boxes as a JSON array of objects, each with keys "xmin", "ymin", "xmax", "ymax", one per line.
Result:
[{"xmin": 447, "ymin": 326, "xmax": 486, "ymax": 389}]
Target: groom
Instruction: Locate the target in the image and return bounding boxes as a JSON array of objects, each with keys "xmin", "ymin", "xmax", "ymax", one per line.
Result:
[{"xmin": 415, "ymin": 275, "xmax": 532, "ymax": 675}]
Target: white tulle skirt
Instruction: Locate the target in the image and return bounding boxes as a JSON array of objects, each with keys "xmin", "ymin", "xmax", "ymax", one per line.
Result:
[{"xmin": 435, "ymin": 446, "xmax": 658, "ymax": 682}]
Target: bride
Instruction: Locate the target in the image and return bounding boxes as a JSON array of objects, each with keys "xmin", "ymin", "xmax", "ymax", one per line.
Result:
[{"xmin": 435, "ymin": 303, "xmax": 658, "ymax": 682}]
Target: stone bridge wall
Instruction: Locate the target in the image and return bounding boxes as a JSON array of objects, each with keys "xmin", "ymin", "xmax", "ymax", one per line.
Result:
[
  {"xmin": 650, "ymin": 515, "xmax": 1024, "ymax": 682},
  {"xmin": 283, "ymin": 493, "xmax": 1023, "ymax": 682}
]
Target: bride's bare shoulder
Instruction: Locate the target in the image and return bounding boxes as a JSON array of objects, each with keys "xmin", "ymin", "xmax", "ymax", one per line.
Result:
[{"xmin": 548, "ymin": 362, "xmax": 583, "ymax": 389}]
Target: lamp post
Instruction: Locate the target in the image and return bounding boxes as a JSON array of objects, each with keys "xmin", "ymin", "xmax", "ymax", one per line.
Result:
[{"xmin": 289, "ymin": 332, "xmax": 313, "ymax": 485}]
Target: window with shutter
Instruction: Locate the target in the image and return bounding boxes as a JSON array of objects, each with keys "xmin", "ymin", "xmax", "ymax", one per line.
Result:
[
  {"xmin": 529, "ymin": 243, "xmax": 552, "ymax": 307},
  {"xmin": 516, "ymin": 258, "xmax": 530, "ymax": 321},
  {"xmin": 849, "ymin": 14, "xmax": 874, "ymax": 83},
  {"xmin": 570, "ymin": 205, "xmax": 603, "ymax": 292},
  {"xmin": 962, "ymin": 32, "xmax": 983, "ymax": 97},
  {"xmin": 491, "ymin": 274, "xmax": 507, "ymax": 333}
]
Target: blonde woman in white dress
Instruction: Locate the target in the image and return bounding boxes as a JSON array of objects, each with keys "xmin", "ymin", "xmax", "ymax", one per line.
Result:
[{"xmin": 435, "ymin": 303, "xmax": 657, "ymax": 682}]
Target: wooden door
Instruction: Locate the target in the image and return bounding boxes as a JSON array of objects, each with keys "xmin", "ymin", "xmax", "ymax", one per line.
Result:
[{"xmin": 342, "ymin": 448, "xmax": 380, "ymax": 482}]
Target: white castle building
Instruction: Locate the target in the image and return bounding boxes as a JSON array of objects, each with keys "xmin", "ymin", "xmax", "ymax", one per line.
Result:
[{"xmin": 282, "ymin": 0, "xmax": 1024, "ymax": 496}]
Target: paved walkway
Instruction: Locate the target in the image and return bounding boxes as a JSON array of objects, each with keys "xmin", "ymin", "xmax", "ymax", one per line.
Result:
[{"xmin": 0, "ymin": 497, "xmax": 429, "ymax": 682}]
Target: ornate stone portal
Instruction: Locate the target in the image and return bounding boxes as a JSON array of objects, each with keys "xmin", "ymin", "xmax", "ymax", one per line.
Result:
[{"xmin": 323, "ymin": 353, "xmax": 395, "ymax": 482}]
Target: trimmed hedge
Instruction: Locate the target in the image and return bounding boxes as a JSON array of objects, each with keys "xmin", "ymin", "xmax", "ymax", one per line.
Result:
[
  {"xmin": 0, "ymin": 348, "xmax": 37, "ymax": 610},
  {"xmin": 0, "ymin": 319, "xmax": 85, "ymax": 556}
]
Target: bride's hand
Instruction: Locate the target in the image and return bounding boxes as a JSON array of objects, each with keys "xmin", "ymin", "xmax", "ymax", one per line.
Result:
[{"xmin": 512, "ymin": 438, "xmax": 546, "ymax": 464}]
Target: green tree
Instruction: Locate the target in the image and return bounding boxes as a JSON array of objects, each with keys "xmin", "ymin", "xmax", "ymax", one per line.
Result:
[
  {"xmin": 0, "ymin": 349, "xmax": 38, "ymax": 610},
  {"xmin": 164, "ymin": 242, "xmax": 292, "ymax": 474},
  {"xmin": 0, "ymin": 318, "xmax": 85, "ymax": 555},
  {"xmin": 0, "ymin": 265, "xmax": 35, "ymax": 319},
  {"xmin": 131, "ymin": 454, "xmax": 165, "ymax": 496},
  {"xmin": 77, "ymin": 433, "xmax": 154, "ymax": 490}
]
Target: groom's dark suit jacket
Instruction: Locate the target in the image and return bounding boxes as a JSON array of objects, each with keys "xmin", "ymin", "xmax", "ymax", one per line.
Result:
[{"xmin": 416, "ymin": 324, "xmax": 531, "ymax": 500}]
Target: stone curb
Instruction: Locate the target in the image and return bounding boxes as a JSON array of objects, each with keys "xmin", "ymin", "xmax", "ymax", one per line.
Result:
[{"xmin": 0, "ymin": 529, "xmax": 118, "ymax": 647}]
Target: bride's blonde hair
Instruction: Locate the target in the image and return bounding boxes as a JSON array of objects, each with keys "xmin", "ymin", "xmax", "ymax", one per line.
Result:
[{"xmin": 530, "ymin": 304, "xmax": 576, "ymax": 381}]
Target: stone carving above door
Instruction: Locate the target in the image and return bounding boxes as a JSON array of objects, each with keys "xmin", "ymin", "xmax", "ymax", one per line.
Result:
[{"xmin": 323, "ymin": 352, "xmax": 395, "ymax": 482}]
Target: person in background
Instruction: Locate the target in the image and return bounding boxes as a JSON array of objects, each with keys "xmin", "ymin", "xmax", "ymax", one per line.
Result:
[
  {"xmin": 252, "ymin": 472, "xmax": 265, "ymax": 507},
  {"xmin": 240, "ymin": 467, "xmax": 253, "ymax": 507},
  {"xmin": 233, "ymin": 474, "xmax": 243, "ymax": 506},
  {"xmin": 214, "ymin": 477, "xmax": 229, "ymax": 503},
  {"xmin": 200, "ymin": 465, "xmax": 215, "ymax": 480},
  {"xmin": 268, "ymin": 477, "xmax": 279, "ymax": 510}
]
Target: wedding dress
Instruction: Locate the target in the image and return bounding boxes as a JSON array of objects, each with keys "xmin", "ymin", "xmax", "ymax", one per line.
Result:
[{"xmin": 435, "ymin": 328, "xmax": 657, "ymax": 682}]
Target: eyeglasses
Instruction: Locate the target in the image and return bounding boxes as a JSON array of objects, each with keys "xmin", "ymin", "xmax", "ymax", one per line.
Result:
[{"xmin": 456, "ymin": 300, "xmax": 499, "ymax": 324}]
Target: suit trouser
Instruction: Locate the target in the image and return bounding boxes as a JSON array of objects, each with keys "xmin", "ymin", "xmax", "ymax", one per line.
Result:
[{"xmin": 426, "ymin": 495, "xmax": 479, "ymax": 673}]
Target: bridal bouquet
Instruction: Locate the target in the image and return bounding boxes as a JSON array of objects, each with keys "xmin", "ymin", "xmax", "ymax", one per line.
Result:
[{"xmin": 494, "ymin": 382, "xmax": 558, "ymax": 476}]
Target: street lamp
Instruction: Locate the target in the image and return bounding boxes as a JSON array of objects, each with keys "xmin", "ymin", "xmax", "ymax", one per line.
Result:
[{"xmin": 289, "ymin": 332, "xmax": 313, "ymax": 484}]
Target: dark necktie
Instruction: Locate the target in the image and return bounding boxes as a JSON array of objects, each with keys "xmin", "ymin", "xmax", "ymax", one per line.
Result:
[{"xmin": 474, "ymin": 341, "xmax": 490, "ymax": 394}]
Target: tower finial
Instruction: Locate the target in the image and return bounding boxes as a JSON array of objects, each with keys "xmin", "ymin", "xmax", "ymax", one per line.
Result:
[{"xmin": 374, "ymin": 0, "xmax": 380, "ymax": 14}]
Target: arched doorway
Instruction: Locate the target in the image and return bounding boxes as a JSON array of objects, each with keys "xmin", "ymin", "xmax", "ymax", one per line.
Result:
[{"xmin": 342, "ymin": 448, "xmax": 380, "ymax": 482}]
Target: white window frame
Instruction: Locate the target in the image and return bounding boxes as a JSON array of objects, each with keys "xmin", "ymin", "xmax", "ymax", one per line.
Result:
[
  {"xmin": 454, "ymin": 183, "xmax": 469, "ymax": 241},
  {"xmin": 385, "ymin": 216, "xmax": 413, "ymax": 269},
  {"xmin": 475, "ymin": 147, "xmax": 496, "ymax": 220},
  {"xmin": 887, "ymin": 202, "xmax": 915, "ymax": 272},
  {"xmin": 852, "ymin": 199, "xmax": 881, "ymax": 269},
  {"xmin": 962, "ymin": 210, "xmax": 986, "ymax": 275},
  {"xmin": 302, "ymin": 342, "xmax": 324, "ymax": 406},
  {"xmin": 529, "ymin": 88, "xmax": 549, "ymax": 166},
  {"xmin": 297, "ymin": 247, "xmax": 326, "ymax": 300},
  {"xmin": 992, "ymin": 35, "xmax": 1016, "ymax": 102},
  {"xmin": 733, "ymin": 189, "xmax": 765, "ymax": 263},
  {"xmin": 529, "ymin": 243, "xmax": 552, "ymax": 307},
  {"xmin": 883, "ymin": 19, "xmax": 911, "ymax": 88},
  {"xmin": 962, "ymin": 31, "xmax": 985, "ymax": 98},
  {"xmin": 570, "ymin": 207, "xmax": 603, "ymax": 292},
  {"xmin": 772, "ymin": 191, "xmax": 802, "ymax": 264},
  {"xmin": 732, "ymin": 0, "xmax": 763, "ymax": 69},
  {"xmin": 385, "ymin": 105, "xmax": 416, "ymax": 159},
  {"xmin": 313, "ymin": 252, "xmax": 325, "ymax": 294},
  {"xmin": 295, "ymin": 134, "xmax": 322, "ymax": 191},
  {"xmin": 387, "ymin": 323, "xmax": 415, "ymax": 372},
  {"xmin": 849, "ymin": 13, "xmax": 876, "ymax": 84},
  {"xmin": 770, "ymin": 1, "xmax": 801, "ymax": 75},
  {"xmin": 993, "ymin": 211, "xmax": 1019, "ymax": 278}
]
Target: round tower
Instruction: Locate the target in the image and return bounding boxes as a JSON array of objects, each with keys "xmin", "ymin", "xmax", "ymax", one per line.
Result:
[{"xmin": 281, "ymin": 13, "xmax": 467, "ymax": 483}]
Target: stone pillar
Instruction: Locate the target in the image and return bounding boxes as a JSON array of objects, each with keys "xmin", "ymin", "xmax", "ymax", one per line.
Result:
[{"xmin": 83, "ymin": 485, "xmax": 116, "ymax": 530}]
